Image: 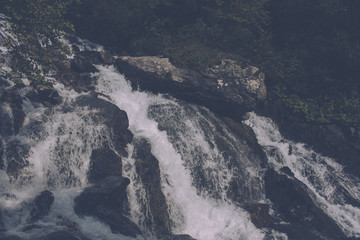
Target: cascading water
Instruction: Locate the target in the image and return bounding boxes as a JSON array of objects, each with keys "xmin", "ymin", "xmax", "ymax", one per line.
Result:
[
  {"xmin": 0, "ymin": 50, "xmax": 266, "ymax": 239},
  {"xmin": 246, "ymin": 112, "xmax": 360, "ymax": 238},
  {"xmin": 2, "ymin": 35, "xmax": 360, "ymax": 240},
  {"xmin": 95, "ymin": 65, "xmax": 265, "ymax": 240}
]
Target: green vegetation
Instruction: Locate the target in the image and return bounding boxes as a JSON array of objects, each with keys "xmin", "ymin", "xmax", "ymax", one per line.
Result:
[
  {"xmin": 268, "ymin": 0, "xmax": 360, "ymax": 128},
  {"xmin": 1, "ymin": 0, "xmax": 359, "ymax": 127},
  {"xmin": 69, "ymin": 0, "xmax": 271, "ymax": 69},
  {"xmin": 1, "ymin": 0, "xmax": 73, "ymax": 88},
  {"xmin": 68, "ymin": 0, "xmax": 360, "ymax": 128}
]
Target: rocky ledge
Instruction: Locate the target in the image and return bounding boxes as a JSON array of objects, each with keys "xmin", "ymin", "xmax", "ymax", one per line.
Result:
[{"xmin": 115, "ymin": 56, "xmax": 266, "ymax": 120}]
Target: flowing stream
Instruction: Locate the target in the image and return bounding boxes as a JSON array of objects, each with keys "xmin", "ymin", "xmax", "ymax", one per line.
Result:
[
  {"xmin": 1, "ymin": 39, "xmax": 360, "ymax": 239},
  {"xmin": 246, "ymin": 113, "xmax": 360, "ymax": 238}
]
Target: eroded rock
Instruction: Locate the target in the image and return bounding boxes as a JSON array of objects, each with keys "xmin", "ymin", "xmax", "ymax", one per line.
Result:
[
  {"xmin": 75, "ymin": 95, "xmax": 133, "ymax": 156},
  {"xmin": 88, "ymin": 148, "xmax": 122, "ymax": 183},
  {"xmin": 74, "ymin": 176, "xmax": 141, "ymax": 237},
  {"xmin": 133, "ymin": 138, "xmax": 172, "ymax": 235},
  {"xmin": 116, "ymin": 56, "xmax": 266, "ymax": 120},
  {"xmin": 28, "ymin": 190, "xmax": 54, "ymax": 223}
]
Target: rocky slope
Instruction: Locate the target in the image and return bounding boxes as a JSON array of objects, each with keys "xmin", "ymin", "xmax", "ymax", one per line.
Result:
[{"xmin": 115, "ymin": 56, "xmax": 266, "ymax": 120}]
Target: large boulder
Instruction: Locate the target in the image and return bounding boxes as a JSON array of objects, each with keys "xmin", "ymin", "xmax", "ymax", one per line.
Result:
[
  {"xmin": 132, "ymin": 138, "xmax": 172, "ymax": 235},
  {"xmin": 75, "ymin": 95, "xmax": 133, "ymax": 156},
  {"xmin": 115, "ymin": 56, "xmax": 266, "ymax": 120},
  {"xmin": 0, "ymin": 89, "xmax": 25, "ymax": 136},
  {"xmin": 38, "ymin": 230, "xmax": 91, "ymax": 240},
  {"xmin": 74, "ymin": 176, "xmax": 141, "ymax": 237},
  {"xmin": 3, "ymin": 140, "xmax": 29, "ymax": 179},
  {"xmin": 28, "ymin": 190, "xmax": 54, "ymax": 223},
  {"xmin": 88, "ymin": 148, "xmax": 122, "ymax": 183},
  {"xmin": 264, "ymin": 168, "xmax": 347, "ymax": 240}
]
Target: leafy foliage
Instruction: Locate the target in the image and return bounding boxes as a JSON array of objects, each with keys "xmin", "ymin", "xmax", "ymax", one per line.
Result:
[
  {"xmin": 69, "ymin": 0, "xmax": 270, "ymax": 69},
  {"xmin": 1, "ymin": 0, "xmax": 73, "ymax": 87}
]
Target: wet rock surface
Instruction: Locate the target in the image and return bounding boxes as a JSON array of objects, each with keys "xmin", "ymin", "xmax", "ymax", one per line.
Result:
[
  {"xmin": 116, "ymin": 56, "xmax": 266, "ymax": 120},
  {"xmin": 74, "ymin": 176, "xmax": 142, "ymax": 237},
  {"xmin": 258, "ymin": 103, "xmax": 360, "ymax": 179},
  {"xmin": 133, "ymin": 138, "xmax": 172, "ymax": 235},
  {"xmin": 28, "ymin": 190, "xmax": 54, "ymax": 223},
  {"xmin": 88, "ymin": 148, "xmax": 123, "ymax": 183},
  {"xmin": 38, "ymin": 230, "xmax": 91, "ymax": 240},
  {"xmin": 264, "ymin": 168, "xmax": 347, "ymax": 240},
  {"xmin": 75, "ymin": 95, "xmax": 133, "ymax": 156}
]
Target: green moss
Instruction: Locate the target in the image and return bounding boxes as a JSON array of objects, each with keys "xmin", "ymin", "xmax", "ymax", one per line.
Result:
[{"xmin": 275, "ymin": 87, "xmax": 360, "ymax": 129}]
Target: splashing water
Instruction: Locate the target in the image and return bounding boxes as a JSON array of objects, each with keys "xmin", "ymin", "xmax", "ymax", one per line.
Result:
[
  {"xmin": 95, "ymin": 65, "xmax": 265, "ymax": 240},
  {"xmin": 246, "ymin": 112, "xmax": 360, "ymax": 238}
]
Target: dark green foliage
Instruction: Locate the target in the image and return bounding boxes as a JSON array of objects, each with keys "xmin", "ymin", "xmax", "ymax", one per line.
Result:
[
  {"xmin": 1, "ymin": 0, "xmax": 73, "ymax": 88},
  {"xmin": 69, "ymin": 0, "xmax": 270, "ymax": 69},
  {"xmin": 267, "ymin": 0, "xmax": 360, "ymax": 128}
]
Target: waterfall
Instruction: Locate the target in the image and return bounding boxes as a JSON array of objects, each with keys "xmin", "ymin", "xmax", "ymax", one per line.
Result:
[
  {"xmin": 95, "ymin": 65, "xmax": 265, "ymax": 240},
  {"xmin": 246, "ymin": 112, "xmax": 360, "ymax": 238},
  {"xmin": 2, "ymin": 37, "xmax": 360, "ymax": 239}
]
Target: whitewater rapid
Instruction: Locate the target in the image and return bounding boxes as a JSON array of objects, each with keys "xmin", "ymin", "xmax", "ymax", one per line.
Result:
[
  {"xmin": 95, "ymin": 65, "xmax": 265, "ymax": 240},
  {"xmin": 246, "ymin": 112, "xmax": 360, "ymax": 238}
]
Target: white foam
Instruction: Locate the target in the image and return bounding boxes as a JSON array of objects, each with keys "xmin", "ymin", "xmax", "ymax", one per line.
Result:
[
  {"xmin": 95, "ymin": 65, "xmax": 265, "ymax": 240},
  {"xmin": 246, "ymin": 112, "xmax": 360, "ymax": 237}
]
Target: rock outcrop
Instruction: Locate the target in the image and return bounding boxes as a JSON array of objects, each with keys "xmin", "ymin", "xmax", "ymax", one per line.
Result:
[
  {"xmin": 258, "ymin": 103, "xmax": 360, "ymax": 178},
  {"xmin": 74, "ymin": 176, "xmax": 142, "ymax": 237},
  {"xmin": 28, "ymin": 190, "xmax": 54, "ymax": 223},
  {"xmin": 115, "ymin": 56, "xmax": 266, "ymax": 120},
  {"xmin": 132, "ymin": 138, "xmax": 172, "ymax": 236},
  {"xmin": 75, "ymin": 95, "xmax": 133, "ymax": 156},
  {"xmin": 264, "ymin": 169, "xmax": 347, "ymax": 240},
  {"xmin": 88, "ymin": 148, "xmax": 123, "ymax": 183}
]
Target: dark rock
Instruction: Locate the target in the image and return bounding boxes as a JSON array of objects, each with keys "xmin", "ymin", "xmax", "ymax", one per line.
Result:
[
  {"xmin": 280, "ymin": 166, "xmax": 294, "ymax": 177},
  {"xmin": 88, "ymin": 148, "xmax": 122, "ymax": 183},
  {"xmin": 26, "ymin": 88, "xmax": 62, "ymax": 106},
  {"xmin": 4, "ymin": 140, "xmax": 29, "ymax": 178},
  {"xmin": 115, "ymin": 56, "xmax": 266, "ymax": 120},
  {"xmin": 55, "ymin": 60, "xmax": 72, "ymax": 73},
  {"xmin": 71, "ymin": 53, "xmax": 99, "ymax": 73},
  {"xmin": 258, "ymin": 102, "xmax": 360, "ymax": 178},
  {"xmin": 57, "ymin": 72, "xmax": 80, "ymax": 89},
  {"xmin": 100, "ymin": 51, "xmax": 114, "ymax": 65},
  {"xmin": 159, "ymin": 234, "xmax": 196, "ymax": 240},
  {"xmin": 72, "ymin": 45, "xmax": 80, "ymax": 53},
  {"xmin": 243, "ymin": 203, "xmax": 274, "ymax": 228},
  {"xmin": 74, "ymin": 176, "xmax": 141, "ymax": 237},
  {"xmin": 77, "ymin": 51, "xmax": 103, "ymax": 65},
  {"xmin": 39, "ymin": 230, "xmax": 91, "ymax": 240},
  {"xmin": 0, "ymin": 89, "xmax": 25, "ymax": 135},
  {"xmin": 0, "ymin": 139, "xmax": 4, "ymax": 170},
  {"xmin": 28, "ymin": 190, "xmax": 54, "ymax": 222},
  {"xmin": 75, "ymin": 95, "xmax": 133, "ymax": 156},
  {"xmin": 0, "ymin": 210, "xmax": 4, "ymax": 232},
  {"xmin": 264, "ymin": 168, "xmax": 347, "ymax": 240},
  {"xmin": 0, "ymin": 235, "xmax": 24, "ymax": 240},
  {"xmin": 133, "ymin": 138, "xmax": 171, "ymax": 235}
]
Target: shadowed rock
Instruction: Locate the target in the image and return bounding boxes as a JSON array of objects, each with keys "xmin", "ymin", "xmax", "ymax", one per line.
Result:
[
  {"xmin": 264, "ymin": 168, "xmax": 347, "ymax": 240},
  {"xmin": 133, "ymin": 138, "xmax": 172, "ymax": 235},
  {"xmin": 74, "ymin": 176, "xmax": 141, "ymax": 237},
  {"xmin": 28, "ymin": 190, "xmax": 54, "ymax": 223},
  {"xmin": 88, "ymin": 148, "xmax": 122, "ymax": 183},
  {"xmin": 75, "ymin": 95, "xmax": 133, "ymax": 156},
  {"xmin": 116, "ymin": 56, "xmax": 266, "ymax": 120}
]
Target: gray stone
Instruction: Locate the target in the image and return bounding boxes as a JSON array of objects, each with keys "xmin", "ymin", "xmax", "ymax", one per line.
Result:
[
  {"xmin": 28, "ymin": 190, "xmax": 54, "ymax": 222},
  {"xmin": 88, "ymin": 148, "xmax": 122, "ymax": 183},
  {"xmin": 115, "ymin": 56, "xmax": 266, "ymax": 120}
]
